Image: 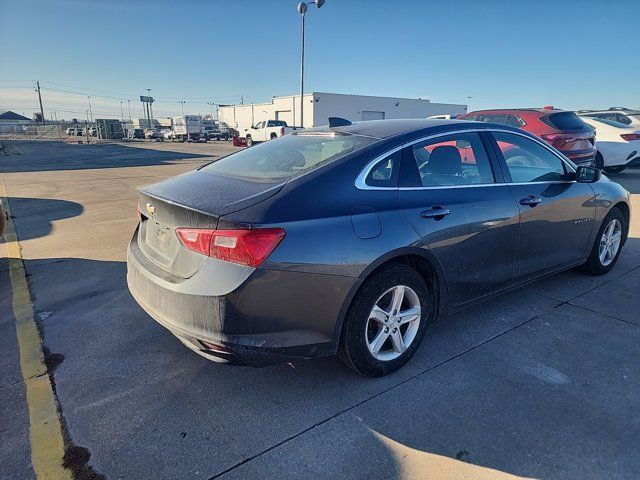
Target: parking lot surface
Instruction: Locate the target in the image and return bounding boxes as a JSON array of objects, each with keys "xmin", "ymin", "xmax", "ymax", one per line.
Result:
[{"xmin": 1, "ymin": 140, "xmax": 639, "ymax": 480}]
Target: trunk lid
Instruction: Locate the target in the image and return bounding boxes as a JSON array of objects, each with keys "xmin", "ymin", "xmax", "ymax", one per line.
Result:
[{"xmin": 136, "ymin": 170, "xmax": 285, "ymax": 278}]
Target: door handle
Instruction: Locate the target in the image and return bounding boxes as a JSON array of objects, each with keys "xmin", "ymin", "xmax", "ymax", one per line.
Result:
[
  {"xmin": 519, "ymin": 195, "xmax": 542, "ymax": 207},
  {"xmin": 421, "ymin": 206, "xmax": 451, "ymax": 219}
]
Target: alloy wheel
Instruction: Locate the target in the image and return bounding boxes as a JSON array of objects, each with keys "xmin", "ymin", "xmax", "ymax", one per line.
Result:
[
  {"xmin": 599, "ymin": 218, "xmax": 622, "ymax": 267},
  {"xmin": 366, "ymin": 285, "xmax": 421, "ymax": 361}
]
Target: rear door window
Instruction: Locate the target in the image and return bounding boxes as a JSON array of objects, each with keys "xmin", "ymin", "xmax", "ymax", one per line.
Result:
[
  {"xmin": 405, "ymin": 132, "xmax": 495, "ymax": 187},
  {"xmin": 365, "ymin": 151, "xmax": 401, "ymax": 187},
  {"xmin": 506, "ymin": 115, "xmax": 525, "ymax": 127},
  {"xmin": 483, "ymin": 114, "xmax": 509, "ymax": 125}
]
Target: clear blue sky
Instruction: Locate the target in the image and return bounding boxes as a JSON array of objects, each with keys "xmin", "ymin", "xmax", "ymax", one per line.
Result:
[{"xmin": 1, "ymin": 0, "xmax": 638, "ymax": 119}]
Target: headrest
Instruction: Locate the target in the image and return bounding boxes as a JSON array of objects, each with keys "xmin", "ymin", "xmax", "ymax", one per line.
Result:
[{"xmin": 427, "ymin": 145, "xmax": 462, "ymax": 175}]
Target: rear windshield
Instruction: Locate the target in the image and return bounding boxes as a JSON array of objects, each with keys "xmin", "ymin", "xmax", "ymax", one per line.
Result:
[
  {"xmin": 542, "ymin": 112, "xmax": 589, "ymax": 131},
  {"xmin": 200, "ymin": 133, "xmax": 377, "ymax": 181},
  {"xmin": 267, "ymin": 120, "xmax": 287, "ymax": 127},
  {"xmin": 587, "ymin": 117, "xmax": 630, "ymax": 129}
]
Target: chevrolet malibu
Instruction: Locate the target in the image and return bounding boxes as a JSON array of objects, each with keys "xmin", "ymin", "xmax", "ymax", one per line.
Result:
[{"xmin": 127, "ymin": 119, "xmax": 631, "ymax": 376}]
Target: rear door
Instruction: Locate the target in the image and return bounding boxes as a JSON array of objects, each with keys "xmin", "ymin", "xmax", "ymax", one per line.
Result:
[
  {"xmin": 488, "ymin": 131, "xmax": 596, "ymax": 282},
  {"xmin": 398, "ymin": 131, "xmax": 520, "ymax": 305}
]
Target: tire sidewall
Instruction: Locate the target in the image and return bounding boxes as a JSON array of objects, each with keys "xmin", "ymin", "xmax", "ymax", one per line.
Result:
[
  {"xmin": 588, "ymin": 208, "xmax": 625, "ymax": 274},
  {"xmin": 342, "ymin": 265, "xmax": 432, "ymax": 376}
]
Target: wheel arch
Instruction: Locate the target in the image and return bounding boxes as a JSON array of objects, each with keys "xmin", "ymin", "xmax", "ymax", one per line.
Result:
[
  {"xmin": 331, "ymin": 247, "xmax": 451, "ymax": 350},
  {"xmin": 612, "ymin": 201, "xmax": 631, "ymax": 245}
]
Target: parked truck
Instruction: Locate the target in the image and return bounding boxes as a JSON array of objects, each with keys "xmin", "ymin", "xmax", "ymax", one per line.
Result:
[
  {"xmin": 171, "ymin": 115, "xmax": 202, "ymax": 142},
  {"xmin": 243, "ymin": 120, "xmax": 301, "ymax": 146}
]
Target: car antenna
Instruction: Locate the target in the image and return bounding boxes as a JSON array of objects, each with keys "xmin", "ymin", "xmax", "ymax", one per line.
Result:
[{"xmin": 328, "ymin": 117, "xmax": 352, "ymax": 127}]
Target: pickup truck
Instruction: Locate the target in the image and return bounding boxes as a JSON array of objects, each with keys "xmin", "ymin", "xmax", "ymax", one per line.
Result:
[{"xmin": 243, "ymin": 120, "xmax": 301, "ymax": 146}]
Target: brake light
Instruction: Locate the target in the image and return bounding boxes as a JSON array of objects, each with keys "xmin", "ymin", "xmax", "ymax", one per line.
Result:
[
  {"xmin": 621, "ymin": 133, "xmax": 640, "ymax": 141},
  {"xmin": 280, "ymin": 127, "xmax": 285, "ymax": 136},
  {"xmin": 136, "ymin": 201, "xmax": 142, "ymax": 220},
  {"xmin": 541, "ymin": 133, "xmax": 568, "ymax": 145},
  {"xmin": 175, "ymin": 228, "xmax": 285, "ymax": 267}
]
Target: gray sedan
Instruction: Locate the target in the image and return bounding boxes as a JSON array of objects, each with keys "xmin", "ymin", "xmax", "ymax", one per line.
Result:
[{"xmin": 127, "ymin": 119, "xmax": 631, "ymax": 376}]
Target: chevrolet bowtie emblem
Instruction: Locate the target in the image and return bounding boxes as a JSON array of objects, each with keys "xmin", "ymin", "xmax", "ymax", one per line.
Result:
[{"xmin": 145, "ymin": 203, "xmax": 155, "ymax": 215}]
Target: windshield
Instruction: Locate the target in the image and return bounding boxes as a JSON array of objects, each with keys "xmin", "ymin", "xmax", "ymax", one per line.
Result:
[{"xmin": 200, "ymin": 133, "xmax": 377, "ymax": 181}]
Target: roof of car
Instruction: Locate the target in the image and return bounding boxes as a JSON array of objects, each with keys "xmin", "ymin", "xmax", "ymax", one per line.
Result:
[
  {"xmin": 307, "ymin": 118, "xmax": 467, "ymax": 139},
  {"xmin": 463, "ymin": 108, "xmax": 563, "ymax": 115},
  {"xmin": 579, "ymin": 109, "xmax": 640, "ymax": 115}
]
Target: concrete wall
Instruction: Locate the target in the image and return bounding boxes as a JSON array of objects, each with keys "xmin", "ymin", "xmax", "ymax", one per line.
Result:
[
  {"xmin": 218, "ymin": 92, "xmax": 468, "ymax": 134},
  {"xmin": 311, "ymin": 92, "xmax": 466, "ymax": 126}
]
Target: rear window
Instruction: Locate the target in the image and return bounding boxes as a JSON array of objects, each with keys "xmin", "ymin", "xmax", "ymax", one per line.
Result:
[
  {"xmin": 267, "ymin": 120, "xmax": 287, "ymax": 127},
  {"xmin": 200, "ymin": 133, "xmax": 376, "ymax": 181},
  {"xmin": 541, "ymin": 112, "xmax": 589, "ymax": 131}
]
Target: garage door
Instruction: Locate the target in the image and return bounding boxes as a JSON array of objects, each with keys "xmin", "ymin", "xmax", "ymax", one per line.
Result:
[
  {"xmin": 361, "ymin": 111, "xmax": 385, "ymax": 121},
  {"xmin": 275, "ymin": 110, "xmax": 293, "ymax": 125}
]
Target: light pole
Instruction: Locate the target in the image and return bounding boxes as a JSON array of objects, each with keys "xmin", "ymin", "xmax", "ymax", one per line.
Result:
[
  {"xmin": 179, "ymin": 101, "xmax": 186, "ymax": 116},
  {"xmin": 127, "ymin": 99, "xmax": 131, "ymax": 121},
  {"xmin": 120, "ymin": 101, "xmax": 124, "ymax": 123},
  {"xmin": 296, "ymin": 0, "xmax": 325, "ymax": 128},
  {"xmin": 145, "ymin": 88, "xmax": 154, "ymax": 127},
  {"xmin": 207, "ymin": 101, "xmax": 215, "ymax": 120},
  {"xmin": 87, "ymin": 96, "xmax": 93, "ymax": 122},
  {"xmin": 467, "ymin": 96, "xmax": 473, "ymax": 113}
]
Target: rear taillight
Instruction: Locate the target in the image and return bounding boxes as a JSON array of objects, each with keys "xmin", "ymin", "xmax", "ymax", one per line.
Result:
[
  {"xmin": 280, "ymin": 127, "xmax": 285, "ymax": 136},
  {"xmin": 541, "ymin": 133, "xmax": 568, "ymax": 145},
  {"xmin": 136, "ymin": 201, "xmax": 142, "ymax": 220},
  {"xmin": 175, "ymin": 228, "xmax": 285, "ymax": 267},
  {"xmin": 621, "ymin": 134, "xmax": 640, "ymax": 141}
]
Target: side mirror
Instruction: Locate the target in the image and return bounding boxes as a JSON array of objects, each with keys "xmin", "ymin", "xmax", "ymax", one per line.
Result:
[{"xmin": 576, "ymin": 165, "xmax": 601, "ymax": 183}]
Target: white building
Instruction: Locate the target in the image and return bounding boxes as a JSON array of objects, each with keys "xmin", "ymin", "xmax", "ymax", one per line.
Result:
[{"xmin": 218, "ymin": 92, "xmax": 467, "ymax": 132}]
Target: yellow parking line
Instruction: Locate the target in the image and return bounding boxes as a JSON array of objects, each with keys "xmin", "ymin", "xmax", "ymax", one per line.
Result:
[{"xmin": 1, "ymin": 181, "xmax": 72, "ymax": 480}]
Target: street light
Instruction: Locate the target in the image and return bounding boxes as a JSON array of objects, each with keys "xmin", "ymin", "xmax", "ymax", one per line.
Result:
[
  {"xmin": 296, "ymin": 0, "xmax": 325, "ymax": 128},
  {"xmin": 206, "ymin": 101, "xmax": 215, "ymax": 120},
  {"xmin": 120, "ymin": 101, "xmax": 124, "ymax": 123},
  {"xmin": 179, "ymin": 101, "xmax": 186, "ymax": 116},
  {"xmin": 467, "ymin": 96, "xmax": 473, "ymax": 113},
  {"xmin": 127, "ymin": 99, "xmax": 131, "ymax": 121}
]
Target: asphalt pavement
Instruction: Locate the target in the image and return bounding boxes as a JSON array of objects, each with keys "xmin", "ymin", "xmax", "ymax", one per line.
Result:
[{"xmin": 1, "ymin": 140, "xmax": 639, "ymax": 480}]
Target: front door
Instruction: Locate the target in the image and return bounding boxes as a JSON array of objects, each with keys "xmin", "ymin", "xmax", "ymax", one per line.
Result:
[
  {"xmin": 488, "ymin": 131, "xmax": 596, "ymax": 282},
  {"xmin": 399, "ymin": 131, "xmax": 520, "ymax": 305}
]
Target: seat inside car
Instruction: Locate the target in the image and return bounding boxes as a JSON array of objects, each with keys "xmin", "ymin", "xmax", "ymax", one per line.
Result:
[{"xmin": 421, "ymin": 145, "xmax": 463, "ymax": 184}]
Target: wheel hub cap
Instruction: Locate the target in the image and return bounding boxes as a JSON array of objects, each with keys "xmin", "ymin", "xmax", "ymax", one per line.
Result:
[
  {"xmin": 599, "ymin": 218, "xmax": 622, "ymax": 267},
  {"xmin": 366, "ymin": 285, "xmax": 422, "ymax": 362}
]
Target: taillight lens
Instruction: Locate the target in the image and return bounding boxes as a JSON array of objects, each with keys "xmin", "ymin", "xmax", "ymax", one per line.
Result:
[
  {"xmin": 280, "ymin": 127, "xmax": 285, "ymax": 136},
  {"xmin": 136, "ymin": 201, "xmax": 142, "ymax": 220},
  {"xmin": 175, "ymin": 228, "xmax": 285, "ymax": 267},
  {"xmin": 621, "ymin": 134, "xmax": 640, "ymax": 141},
  {"xmin": 541, "ymin": 133, "xmax": 568, "ymax": 145}
]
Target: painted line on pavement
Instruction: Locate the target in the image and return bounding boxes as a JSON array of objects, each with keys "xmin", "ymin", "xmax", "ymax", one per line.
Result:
[{"xmin": 1, "ymin": 180, "xmax": 72, "ymax": 480}]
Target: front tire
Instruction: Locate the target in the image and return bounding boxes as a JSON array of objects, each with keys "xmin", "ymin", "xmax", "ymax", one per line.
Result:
[
  {"xmin": 338, "ymin": 263, "xmax": 432, "ymax": 377},
  {"xmin": 580, "ymin": 208, "xmax": 626, "ymax": 275}
]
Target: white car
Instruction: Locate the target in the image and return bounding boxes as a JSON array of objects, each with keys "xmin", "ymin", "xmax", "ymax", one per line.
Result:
[
  {"xmin": 579, "ymin": 108, "xmax": 640, "ymax": 129},
  {"xmin": 243, "ymin": 120, "xmax": 302, "ymax": 146},
  {"xmin": 579, "ymin": 116, "xmax": 640, "ymax": 173},
  {"xmin": 161, "ymin": 129, "xmax": 173, "ymax": 140}
]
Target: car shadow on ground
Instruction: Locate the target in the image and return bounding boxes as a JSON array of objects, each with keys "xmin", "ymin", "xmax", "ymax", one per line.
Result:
[
  {"xmin": 3, "ymin": 197, "xmax": 84, "ymax": 242},
  {"xmin": 0, "ymin": 140, "xmax": 214, "ymax": 173},
  {"xmin": 606, "ymin": 165, "xmax": 640, "ymax": 194},
  {"xmin": 15, "ymin": 238, "xmax": 640, "ymax": 479}
]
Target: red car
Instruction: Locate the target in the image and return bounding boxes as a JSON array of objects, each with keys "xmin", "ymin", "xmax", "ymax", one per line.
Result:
[{"xmin": 458, "ymin": 108, "xmax": 596, "ymax": 165}]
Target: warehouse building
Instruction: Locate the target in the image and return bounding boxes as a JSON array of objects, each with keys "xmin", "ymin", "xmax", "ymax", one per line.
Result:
[{"xmin": 218, "ymin": 92, "xmax": 467, "ymax": 131}]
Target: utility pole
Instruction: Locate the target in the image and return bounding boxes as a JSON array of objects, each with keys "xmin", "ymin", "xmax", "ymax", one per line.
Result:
[
  {"xmin": 179, "ymin": 101, "xmax": 185, "ymax": 116},
  {"xmin": 127, "ymin": 99, "xmax": 132, "ymax": 121},
  {"xmin": 36, "ymin": 80, "xmax": 46, "ymax": 125},
  {"xmin": 240, "ymin": 95, "xmax": 244, "ymax": 105}
]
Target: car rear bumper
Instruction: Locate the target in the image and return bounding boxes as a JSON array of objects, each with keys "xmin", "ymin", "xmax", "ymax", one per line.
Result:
[
  {"xmin": 126, "ymin": 228, "xmax": 351, "ymax": 366},
  {"xmin": 566, "ymin": 149, "xmax": 596, "ymax": 166}
]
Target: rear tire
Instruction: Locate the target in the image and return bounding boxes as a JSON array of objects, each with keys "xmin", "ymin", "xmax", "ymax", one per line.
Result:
[
  {"xmin": 338, "ymin": 263, "xmax": 432, "ymax": 377},
  {"xmin": 594, "ymin": 152, "xmax": 604, "ymax": 170},
  {"xmin": 604, "ymin": 165, "xmax": 625, "ymax": 174},
  {"xmin": 580, "ymin": 208, "xmax": 626, "ymax": 275},
  {"xmin": 246, "ymin": 135, "xmax": 253, "ymax": 147},
  {"xmin": 270, "ymin": 133, "xmax": 277, "ymax": 140}
]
